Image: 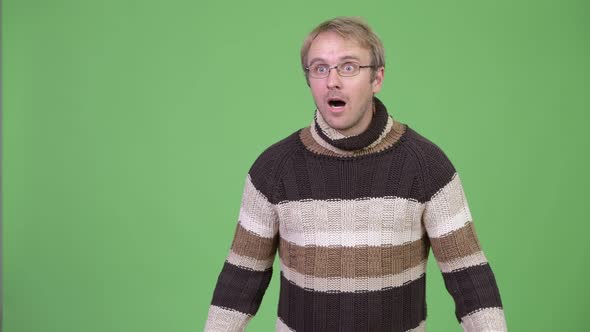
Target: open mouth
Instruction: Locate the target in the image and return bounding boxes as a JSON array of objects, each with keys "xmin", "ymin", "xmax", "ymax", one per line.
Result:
[{"xmin": 328, "ymin": 98, "xmax": 347, "ymax": 108}]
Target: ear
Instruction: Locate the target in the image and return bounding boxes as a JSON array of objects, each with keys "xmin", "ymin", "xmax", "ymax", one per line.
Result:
[{"xmin": 371, "ymin": 66, "xmax": 385, "ymax": 94}]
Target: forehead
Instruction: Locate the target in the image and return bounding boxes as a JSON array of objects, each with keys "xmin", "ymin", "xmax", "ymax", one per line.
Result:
[{"xmin": 307, "ymin": 31, "xmax": 371, "ymax": 64}]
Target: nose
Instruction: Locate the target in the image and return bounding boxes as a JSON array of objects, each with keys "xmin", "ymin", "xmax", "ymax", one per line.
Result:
[{"xmin": 326, "ymin": 66, "xmax": 342, "ymax": 89}]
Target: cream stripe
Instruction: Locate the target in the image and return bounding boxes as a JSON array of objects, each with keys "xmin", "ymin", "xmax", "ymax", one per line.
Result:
[
  {"xmin": 280, "ymin": 260, "xmax": 427, "ymax": 293},
  {"xmin": 407, "ymin": 320, "xmax": 426, "ymax": 332},
  {"xmin": 275, "ymin": 317, "xmax": 295, "ymax": 332},
  {"xmin": 277, "ymin": 197, "xmax": 425, "ymax": 247},
  {"xmin": 437, "ymin": 251, "xmax": 489, "ymax": 273},
  {"xmin": 423, "ymin": 173, "xmax": 473, "ymax": 238},
  {"xmin": 226, "ymin": 251, "xmax": 274, "ymax": 272},
  {"xmin": 205, "ymin": 305, "xmax": 251, "ymax": 332},
  {"xmin": 460, "ymin": 307, "xmax": 507, "ymax": 332},
  {"xmin": 238, "ymin": 175, "xmax": 279, "ymax": 239}
]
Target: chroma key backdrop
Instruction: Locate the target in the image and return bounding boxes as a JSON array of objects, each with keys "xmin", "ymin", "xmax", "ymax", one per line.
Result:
[{"xmin": 3, "ymin": 0, "xmax": 589, "ymax": 331}]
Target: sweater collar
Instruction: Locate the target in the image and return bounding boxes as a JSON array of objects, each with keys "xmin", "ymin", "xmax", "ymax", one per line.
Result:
[{"xmin": 313, "ymin": 97, "xmax": 390, "ymax": 151}]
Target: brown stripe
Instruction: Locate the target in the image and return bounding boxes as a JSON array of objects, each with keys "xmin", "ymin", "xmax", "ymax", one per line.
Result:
[
  {"xmin": 279, "ymin": 237, "xmax": 429, "ymax": 278},
  {"xmin": 300, "ymin": 119, "xmax": 406, "ymax": 157},
  {"xmin": 429, "ymin": 222, "xmax": 482, "ymax": 262},
  {"xmin": 230, "ymin": 223, "xmax": 278, "ymax": 260}
]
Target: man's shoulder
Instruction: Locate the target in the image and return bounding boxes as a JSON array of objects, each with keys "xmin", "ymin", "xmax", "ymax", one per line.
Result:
[
  {"xmin": 265, "ymin": 129, "xmax": 303, "ymax": 154},
  {"xmin": 401, "ymin": 124, "xmax": 458, "ymax": 198},
  {"xmin": 257, "ymin": 129, "xmax": 303, "ymax": 161},
  {"xmin": 402, "ymin": 125, "xmax": 442, "ymax": 152},
  {"xmin": 248, "ymin": 128, "xmax": 303, "ymax": 176},
  {"xmin": 401, "ymin": 125, "xmax": 454, "ymax": 166}
]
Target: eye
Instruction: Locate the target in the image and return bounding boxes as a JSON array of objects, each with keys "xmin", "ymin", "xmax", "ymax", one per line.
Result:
[
  {"xmin": 314, "ymin": 64, "xmax": 329, "ymax": 74},
  {"xmin": 341, "ymin": 62, "xmax": 358, "ymax": 73}
]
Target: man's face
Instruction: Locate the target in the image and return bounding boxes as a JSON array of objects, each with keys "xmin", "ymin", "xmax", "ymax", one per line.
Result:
[{"xmin": 306, "ymin": 31, "xmax": 384, "ymax": 137}]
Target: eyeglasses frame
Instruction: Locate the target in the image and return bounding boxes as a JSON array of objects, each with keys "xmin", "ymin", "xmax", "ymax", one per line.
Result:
[{"xmin": 304, "ymin": 63, "xmax": 376, "ymax": 79}]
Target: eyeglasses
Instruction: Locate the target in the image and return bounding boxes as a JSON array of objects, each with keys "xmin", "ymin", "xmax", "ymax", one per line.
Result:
[{"xmin": 305, "ymin": 62, "xmax": 375, "ymax": 79}]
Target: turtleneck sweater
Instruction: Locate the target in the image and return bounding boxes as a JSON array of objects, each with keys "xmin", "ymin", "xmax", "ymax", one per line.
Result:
[{"xmin": 205, "ymin": 97, "xmax": 507, "ymax": 332}]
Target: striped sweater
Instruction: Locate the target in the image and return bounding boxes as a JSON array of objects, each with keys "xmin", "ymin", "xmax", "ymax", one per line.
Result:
[{"xmin": 205, "ymin": 98, "xmax": 506, "ymax": 332}]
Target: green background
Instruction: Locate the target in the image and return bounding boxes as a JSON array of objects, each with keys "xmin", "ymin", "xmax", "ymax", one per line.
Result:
[{"xmin": 3, "ymin": 0, "xmax": 589, "ymax": 331}]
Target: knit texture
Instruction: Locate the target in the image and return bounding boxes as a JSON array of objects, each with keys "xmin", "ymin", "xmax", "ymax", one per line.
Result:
[{"xmin": 205, "ymin": 98, "xmax": 506, "ymax": 332}]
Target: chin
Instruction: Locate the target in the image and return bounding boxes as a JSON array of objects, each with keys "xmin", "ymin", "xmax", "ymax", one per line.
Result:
[
  {"xmin": 322, "ymin": 115, "xmax": 346, "ymax": 128},
  {"xmin": 328, "ymin": 120, "xmax": 355, "ymax": 133}
]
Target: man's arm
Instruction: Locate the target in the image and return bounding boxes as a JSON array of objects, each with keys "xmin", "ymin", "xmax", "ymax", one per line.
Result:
[
  {"xmin": 420, "ymin": 143, "xmax": 507, "ymax": 332},
  {"xmin": 205, "ymin": 172, "xmax": 279, "ymax": 331}
]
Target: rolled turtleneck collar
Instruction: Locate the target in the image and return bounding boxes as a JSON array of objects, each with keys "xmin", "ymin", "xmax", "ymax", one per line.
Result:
[
  {"xmin": 299, "ymin": 97, "xmax": 407, "ymax": 157},
  {"xmin": 314, "ymin": 97, "xmax": 390, "ymax": 151}
]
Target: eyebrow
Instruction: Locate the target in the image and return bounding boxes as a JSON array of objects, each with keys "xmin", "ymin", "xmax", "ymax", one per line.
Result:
[{"xmin": 307, "ymin": 55, "xmax": 363, "ymax": 66}]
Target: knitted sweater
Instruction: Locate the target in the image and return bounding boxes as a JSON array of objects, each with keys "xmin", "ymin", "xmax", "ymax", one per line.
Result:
[{"xmin": 205, "ymin": 98, "xmax": 506, "ymax": 332}]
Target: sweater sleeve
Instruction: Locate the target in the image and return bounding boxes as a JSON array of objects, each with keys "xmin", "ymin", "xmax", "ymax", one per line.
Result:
[
  {"xmin": 204, "ymin": 157, "xmax": 280, "ymax": 331},
  {"xmin": 420, "ymin": 143, "xmax": 507, "ymax": 332}
]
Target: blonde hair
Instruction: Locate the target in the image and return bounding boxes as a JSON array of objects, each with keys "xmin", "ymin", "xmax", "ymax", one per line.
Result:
[{"xmin": 300, "ymin": 17, "xmax": 385, "ymax": 82}]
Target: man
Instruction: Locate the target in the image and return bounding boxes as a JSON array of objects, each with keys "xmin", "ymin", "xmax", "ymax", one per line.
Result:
[{"xmin": 205, "ymin": 17, "xmax": 507, "ymax": 332}]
